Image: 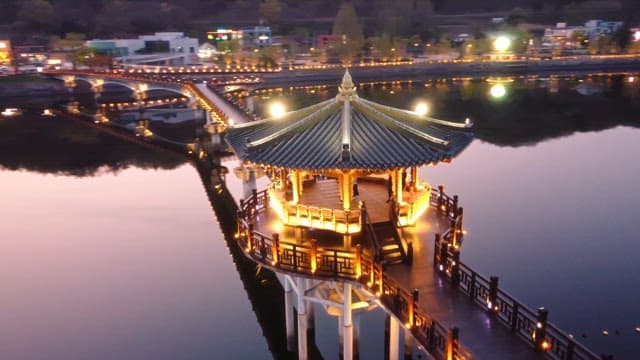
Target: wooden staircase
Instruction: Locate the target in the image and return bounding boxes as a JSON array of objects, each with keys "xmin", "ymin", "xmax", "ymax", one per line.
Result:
[{"xmin": 372, "ymin": 221, "xmax": 406, "ymax": 265}]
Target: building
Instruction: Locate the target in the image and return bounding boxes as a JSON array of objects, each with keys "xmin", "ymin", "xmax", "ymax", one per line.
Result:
[
  {"xmin": 585, "ymin": 19, "xmax": 624, "ymax": 39},
  {"xmin": 0, "ymin": 39, "xmax": 11, "ymax": 66},
  {"xmin": 315, "ymin": 34, "xmax": 344, "ymax": 50},
  {"xmin": 542, "ymin": 22, "xmax": 588, "ymax": 50},
  {"xmin": 207, "ymin": 26, "xmax": 272, "ymax": 49},
  {"xmin": 86, "ymin": 32, "xmax": 198, "ymax": 66}
]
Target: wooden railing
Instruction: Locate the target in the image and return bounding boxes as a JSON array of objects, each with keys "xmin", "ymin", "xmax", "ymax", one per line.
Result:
[
  {"xmin": 238, "ymin": 188, "xmax": 472, "ymax": 360},
  {"xmin": 267, "ymin": 185, "xmax": 362, "ymax": 234},
  {"xmin": 397, "ymin": 183, "xmax": 432, "ymax": 226},
  {"xmin": 434, "ymin": 235, "xmax": 602, "ymax": 360}
]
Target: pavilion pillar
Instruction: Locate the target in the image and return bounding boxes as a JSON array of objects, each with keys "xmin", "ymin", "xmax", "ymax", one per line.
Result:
[
  {"xmin": 343, "ymin": 283, "xmax": 354, "ymax": 360},
  {"xmin": 410, "ymin": 166, "xmax": 418, "ymax": 191},
  {"xmin": 342, "ymin": 172, "xmax": 352, "ymax": 210},
  {"xmin": 297, "ymin": 277, "xmax": 308, "ymax": 360},
  {"xmin": 284, "ymin": 276, "xmax": 295, "ymax": 351},
  {"xmin": 396, "ymin": 169, "xmax": 403, "ymax": 204},
  {"xmin": 298, "ymin": 171, "xmax": 304, "ymax": 196},
  {"xmin": 291, "ymin": 170, "xmax": 300, "ymax": 203},
  {"xmin": 280, "ymin": 169, "xmax": 287, "ymax": 190}
]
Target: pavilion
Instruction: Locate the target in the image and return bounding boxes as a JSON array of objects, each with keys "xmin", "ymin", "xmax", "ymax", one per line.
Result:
[
  {"xmin": 225, "ymin": 70, "xmax": 474, "ymax": 359},
  {"xmin": 226, "ymin": 70, "xmax": 473, "ymax": 262}
]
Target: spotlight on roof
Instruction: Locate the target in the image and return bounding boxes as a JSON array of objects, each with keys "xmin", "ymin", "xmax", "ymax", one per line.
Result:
[
  {"xmin": 269, "ymin": 102, "xmax": 286, "ymax": 119},
  {"xmin": 490, "ymin": 84, "xmax": 507, "ymax": 98},
  {"xmin": 414, "ymin": 102, "xmax": 430, "ymax": 116}
]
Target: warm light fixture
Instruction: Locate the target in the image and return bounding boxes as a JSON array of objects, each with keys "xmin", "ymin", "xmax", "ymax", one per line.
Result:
[
  {"xmin": 494, "ymin": 36, "xmax": 511, "ymax": 52},
  {"xmin": 414, "ymin": 102, "xmax": 429, "ymax": 116},
  {"xmin": 269, "ymin": 102, "xmax": 286, "ymax": 118},
  {"xmin": 490, "ymin": 84, "xmax": 507, "ymax": 98}
]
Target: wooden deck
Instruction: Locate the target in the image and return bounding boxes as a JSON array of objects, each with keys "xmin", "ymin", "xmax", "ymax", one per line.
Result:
[{"xmin": 250, "ymin": 181, "xmax": 541, "ymax": 359}]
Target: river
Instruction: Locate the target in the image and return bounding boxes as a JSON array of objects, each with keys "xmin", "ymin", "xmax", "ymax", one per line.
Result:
[{"xmin": 1, "ymin": 73, "xmax": 639, "ymax": 359}]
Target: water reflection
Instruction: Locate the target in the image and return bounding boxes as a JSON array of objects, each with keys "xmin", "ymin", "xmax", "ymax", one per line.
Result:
[{"xmin": 2, "ymin": 73, "xmax": 640, "ymax": 359}]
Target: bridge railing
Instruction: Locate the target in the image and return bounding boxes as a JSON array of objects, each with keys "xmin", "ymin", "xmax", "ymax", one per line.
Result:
[
  {"xmin": 237, "ymin": 188, "xmax": 472, "ymax": 360},
  {"xmin": 434, "ymin": 237, "xmax": 601, "ymax": 360}
]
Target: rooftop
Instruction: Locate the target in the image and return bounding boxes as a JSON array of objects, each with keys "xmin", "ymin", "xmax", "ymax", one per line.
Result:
[{"xmin": 226, "ymin": 70, "xmax": 473, "ymax": 171}]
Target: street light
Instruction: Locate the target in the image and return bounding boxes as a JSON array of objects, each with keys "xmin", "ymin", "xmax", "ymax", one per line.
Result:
[
  {"xmin": 414, "ymin": 102, "xmax": 429, "ymax": 116},
  {"xmin": 494, "ymin": 36, "xmax": 511, "ymax": 52},
  {"xmin": 490, "ymin": 84, "xmax": 507, "ymax": 98},
  {"xmin": 269, "ymin": 101, "xmax": 286, "ymax": 118}
]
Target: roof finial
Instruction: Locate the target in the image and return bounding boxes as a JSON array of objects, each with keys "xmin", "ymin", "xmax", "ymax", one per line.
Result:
[{"xmin": 338, "ymin": 69, "xmax": 356, "ymax": 99}]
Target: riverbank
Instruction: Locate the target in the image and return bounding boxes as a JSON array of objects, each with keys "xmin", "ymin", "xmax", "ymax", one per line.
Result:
[{"xmin": 261, "ymin": 57, "xmax": 640, "ymax": 86}]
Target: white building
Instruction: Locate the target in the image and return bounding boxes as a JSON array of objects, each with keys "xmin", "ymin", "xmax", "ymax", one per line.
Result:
[
  {"xmin": 87, "ymin": 32, "xmax": 199, "ymax": 65},
  {"xmin": 585, "ymin": 20, "xmax": 624, "ymax": 39}
]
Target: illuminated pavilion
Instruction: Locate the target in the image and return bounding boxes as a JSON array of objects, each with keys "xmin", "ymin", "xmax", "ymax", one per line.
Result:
[
  {"xmin": 227, "ymin": 70, "xmax": 473, "ymax": 260},
  {"xmin": 225, "ymin": 70, "xmax": 474, "ymax": 360}
]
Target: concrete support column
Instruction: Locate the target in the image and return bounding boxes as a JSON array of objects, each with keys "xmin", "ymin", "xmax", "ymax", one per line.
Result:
[
  {"xmin": 343, "ymin": 283, "xmax": 353, "ymax": 360},
  {"xmin": 338, "ymin": 315, "xmax": 344, "ymax": 359},
  {"xmin": 387, "ymin": 315, "xmax": 400, "ymax": 360},
  {"xmin": 296, "ymin": 277, "xmax": 308, "ymax": 360},
  {"xmin": 284, "ymin": 276, "xmax": 295, "ymax": 351},
  {"xmin": 353, "ymin": 312, "xmax": 360, "ymax": 360},
  {"xmin": 305, "ymin": 278, "xmax": 315, "ymax": 341},
  {"xmin": 403, "ymin": 328, "xmax": 413, "ymax": 360}
]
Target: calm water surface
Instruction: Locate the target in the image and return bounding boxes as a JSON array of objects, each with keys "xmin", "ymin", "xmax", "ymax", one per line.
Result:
[{"xmin": 1, "ymin": 74, "xmax": 639, "ymax": 359}]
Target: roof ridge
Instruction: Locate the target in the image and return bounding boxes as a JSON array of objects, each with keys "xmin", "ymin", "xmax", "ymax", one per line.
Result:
[
  {"xmin": 359, "ymin": 97, "xmax": 473, "ymax": 129},
  {"xmin": 352, "ymin": 100, "xmax": 450, "ymax": 147},
  {"xmin": 246, "ymin": 99, "xmax": 340, "ymax": 151}
]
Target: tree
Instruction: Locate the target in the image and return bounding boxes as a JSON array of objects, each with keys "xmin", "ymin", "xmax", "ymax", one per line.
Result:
[
  {"xmin": 49, "ymin": 33, "xmax": 85, "ymax": 51},
  {"xmin": 259, "ymin": 0, "xmax": 282, "ymax": 24},
  {"xmin": 331, "ymin": 2, "xmax": 364, "ymax": 65},
  {"xmin": 16, "ymin": 0, "xmax": 54, "ymax": 29},
  {"xmin": 68, "ymin": 46, "xmax": 93, "ymax": 69},
  {"xmin": 332, "ymin": 2, "xmax": 364, "ymax": 44}
]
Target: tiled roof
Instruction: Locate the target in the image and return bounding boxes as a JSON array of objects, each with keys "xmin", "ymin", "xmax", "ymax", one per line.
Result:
[{"xmin": 226, "ymin": 72, "xmax": 473, "ymax": 171}]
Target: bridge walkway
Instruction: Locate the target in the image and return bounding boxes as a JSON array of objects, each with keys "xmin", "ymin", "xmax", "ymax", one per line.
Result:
[
  {"xmin": 250, "ymin": 181, "xmax": 542, "ymax": 359},
  {"xmin": 193, "ymin": 83, "xmax": 251, "ymax": 125},
  {"xmin": 386, "ymin": 214, "xmax": 542, "ymax": 359}
]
